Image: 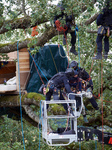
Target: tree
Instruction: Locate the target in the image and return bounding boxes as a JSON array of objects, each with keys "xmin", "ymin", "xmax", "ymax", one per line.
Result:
[{"xmin": 0, "ymin": 0, "xmax": 112, "ymax": 149}]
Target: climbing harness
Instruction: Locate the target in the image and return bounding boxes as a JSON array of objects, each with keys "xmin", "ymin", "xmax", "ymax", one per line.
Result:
[{"xmin": 55, "ymin": 20, "xmax": 68, "ymax": 32}]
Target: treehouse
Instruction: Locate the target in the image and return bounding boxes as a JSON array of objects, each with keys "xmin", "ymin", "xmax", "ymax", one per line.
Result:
[
  {"xmin": 0, "ymin": 48, "xmax": 30, "ymax": 94},
  {"xmin": 0, "ymin": 44, "xmax": 68, "ymax": 94}
]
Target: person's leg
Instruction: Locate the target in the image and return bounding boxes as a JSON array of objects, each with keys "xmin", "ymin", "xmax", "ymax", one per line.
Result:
[
  {"xmin": 93, "ymin": 35, "xmax": 103, "ymax": 59},
  {"xmin": 104, "ymin": 36, "xmax": 109, "ymax": 59},
  {"xmin": 46, "ymin": 91, "xmax": 53, "ymax": 109},
  {"xmin": 60, "ymin": 91, "xmax": 68, "ymax": 113},
  {"xmin": 89, "ymin": 96, "xmax": 99, "ymax": 110},
  {"xmin": 70, "ymin": 32, "xmax": 78, "ymax": 55}
]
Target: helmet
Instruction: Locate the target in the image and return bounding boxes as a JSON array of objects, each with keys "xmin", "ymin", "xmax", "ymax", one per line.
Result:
[
  {"xmin": 65, "ymin": 68, "xmax": 74, "ymax": 78},
  {"xmin": 70, "ymin": 61, "xmax": 78, "ymax": 69}
]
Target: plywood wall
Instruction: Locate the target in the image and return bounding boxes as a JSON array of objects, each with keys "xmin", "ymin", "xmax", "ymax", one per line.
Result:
[{"xmin": 19, "ymin": 48, "xmax": 30, "ymax": 72}]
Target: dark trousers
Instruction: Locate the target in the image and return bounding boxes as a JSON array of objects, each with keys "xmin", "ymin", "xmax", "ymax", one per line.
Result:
[
  {"xmin": 64, "ymin": 25, "xmax": 76, "ymax": 46},
  {"xmin": 96, "ymin": 35, "xmax": 109, "ymax": 53},
  {"xmin": 89, "ymin": 96, "xmax": 98, "ymax": 110},
  {"xmin": 46, "ymin": 88, "xmax": 68, "ymax": 112}
]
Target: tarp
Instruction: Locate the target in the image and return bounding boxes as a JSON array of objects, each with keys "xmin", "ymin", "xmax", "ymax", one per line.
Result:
[{"xmin": 26, "ymin": 44, "xmax": 68, "ymax": 93}]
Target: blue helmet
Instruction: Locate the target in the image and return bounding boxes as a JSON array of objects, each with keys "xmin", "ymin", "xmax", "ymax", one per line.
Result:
[
  {"xmin": 65, "ymin": 68, "xmax": 74, "ymax": 78},
  {"xmin": 70, "ymin": 61, "xmax": 78, "ymax": 69}
]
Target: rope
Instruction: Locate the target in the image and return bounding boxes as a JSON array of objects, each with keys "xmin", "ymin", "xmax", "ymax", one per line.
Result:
[
  {"xmin": 17, "ymin": 41, "xmax": 26, "ymax": 150},
  {"xmin": 28, "ymin": 50, "xmax": 49, "ymax": 82},
  {"xmin": 78, "ymin": 32, "xmax": 80, "ymax": 68},
  {"xmin": 48, "ymin": 45, "xmax": 58, "ymax": 73},
  {"xmin": 95, "ymin": 136, "xmax": 97, "ymax": 150},
  {"xmin": 55, "ymin": 20, "xmax": 69, "ymax": 68},
  {"xmin": 58, "ymin": 31, "xmax": 67, "ymax": 58},
  {"xmin": 101, "ymin": 58, "xmax": 104, "ymax": 150},
  {"xmin": 39, "ymin": 100, "xmax": 42, "ymax": 150},
  {"xmin": 32, "ymin": 57, "xmax": 45, "ymax": 85},
  {"xmin": 64, "ymin": 32, "xmax": 70, "ymax": 68},
  {"xmin": 79, "ymin": 141, "xmax": 81, "ymax": 150},
  {"xmin": 89, "ymin": 44, "xmax": 97, "ymax": 76}
]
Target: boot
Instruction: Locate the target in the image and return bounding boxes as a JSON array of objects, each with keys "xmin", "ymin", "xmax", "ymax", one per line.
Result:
[
  {"xmin": 92, "ymin": 53, "xmax": 102, "ymax": 60},
  {"xmin": 70, "ymin": 46, "xmax": 78, "ymax": 55},
  {"xmin": 104, "ymin": 52, "xmax": 108, "ymax": 60},
  {"xmin": 63, "ymin": 37, "xmax": 66, "ymax": 45}
]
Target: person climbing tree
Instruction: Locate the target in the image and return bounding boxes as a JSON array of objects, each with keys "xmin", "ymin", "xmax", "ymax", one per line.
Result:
[
  {"xmin": 70, "ymin": 61, "xmax": 99, "ymax": 111},
  {"xmin": 93, "ymin": 2, "xmax": 112, "ymax": 60},
  {"xmin": 54, "ymin": 2, "xmax": 78, "ymax": 55}
]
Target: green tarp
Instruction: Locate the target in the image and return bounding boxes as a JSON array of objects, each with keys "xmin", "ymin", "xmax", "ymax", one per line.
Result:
[{"xmin": 26, "ymin": 44, "xmax": 68, "ymax": 93}]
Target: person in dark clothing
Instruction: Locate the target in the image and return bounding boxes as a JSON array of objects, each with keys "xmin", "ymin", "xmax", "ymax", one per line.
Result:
[
  {"xmin": 69, "ymin": 70, "xmax": 82, "ymax": 94},
  {"xmin": 69, "ymin": 70, "xmax": 88, "ymax": 123},
  {"xmin": 70, "ymin": 61, "xmax": 99, "ymax": 111},
  {"xmin": 93, "ymin": 6, "xmax": 112, "ymax": 60},
  {"xmin": 45, "ymin": 68, "xmax": 75, "ymax": 112},
  {"xmin": 54, "ymin": 4, "xmax": 78, "ymax": 55}
]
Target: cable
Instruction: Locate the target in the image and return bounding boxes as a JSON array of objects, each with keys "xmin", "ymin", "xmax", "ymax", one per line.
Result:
[
  {"xmin": 78, "ymin": 32, "xmax": 80, "ymax": 68},
  {"xmin": 48, "ymin": 45, "xmax": 59, "ymax": 73},
  {"xmin": 28, "ymin": 51, "xmax": 49, "ymax": 82},
  {"xmin": 17, "ymin": 41, "xmax": 26, "ymax": 150},
  {"xmin": 101, "ymin": 58, "xmax": 104, "ymax": 150}
]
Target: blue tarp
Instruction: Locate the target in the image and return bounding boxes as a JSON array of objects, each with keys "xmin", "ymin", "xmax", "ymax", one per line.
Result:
[{"xmin": 26, "ymin": 44, "xmax": 68, "ymax": 93}]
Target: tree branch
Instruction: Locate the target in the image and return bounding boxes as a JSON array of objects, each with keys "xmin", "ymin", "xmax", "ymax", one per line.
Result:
[
  {"xmin": 85, "ymin": 12, "xmax": 99, "ymax": 25},
  {"xmin": 0, "ymin": 16, "xmax": 48, "ymax": 34}
]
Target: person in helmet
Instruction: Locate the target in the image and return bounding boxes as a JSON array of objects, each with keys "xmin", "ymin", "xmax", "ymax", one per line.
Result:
[
  {"xmin": 45, "ymin": 68, "xmax": 77, "ymax": 115},
  {"xmin": 70, "ymin": 61, "xmax": 99, "ymax": 111},
  {"xmin": 46, "ymin": 68, "xmax": 75, "ymax": 102},
  {"xmin": 68, "ymin": 70, "xmax": 88, "ymax": 123},
  {"xmin": 93, "ymin": 2, "xmax": 112, "ymax": 60},
  {"xmin": 54, "ymin": 3, "xmax": 78, "ymax": 55}
]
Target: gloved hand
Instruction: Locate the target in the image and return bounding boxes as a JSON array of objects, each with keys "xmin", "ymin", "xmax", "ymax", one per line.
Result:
[{"xmin": 69, "ymin": 94, "xmax": 75, "ymax": 100}]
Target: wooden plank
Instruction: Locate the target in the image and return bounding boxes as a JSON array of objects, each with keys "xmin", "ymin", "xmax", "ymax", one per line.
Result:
[
  {"xmin": 19, "ymin": 48, "xmax": 27, "ymax": 52},
  {"xmin": 20, "ymin": 68, "xmax": 30, "ymax": 71},
  {"xmin": 19, "ymin": 59, "xmax": 29, "ymax": 63},
  {"xmin": 19, "ymin": 52, "xmax": 29, "ymax": 56}
]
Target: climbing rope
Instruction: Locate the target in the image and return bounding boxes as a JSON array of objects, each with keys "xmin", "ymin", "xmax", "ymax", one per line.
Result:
[
  {"xmin": 89, "ymin": 44, "xmax": 97, "ymax": 76},
  {"xmin": 101, "ymin": 58, "xmax": 104, "ymax": 150},
  {"xmin": 58, "ymin": 30, "xmax": 67, "ymax": 58},
  {"xmin": 48, "ymin": 45, "xmax": 59, "ymax": 73},
  {"xmin": 39, "ymin": 100, "xmax": 42, "ymax": 150},
  {"xmin": 33, "ymin": 57, "xmax": 45, "ymax": 85},
  {"xmin": 78, "ymin": 32, "xmax": 80, "ymax": 68},
  {"xmin": 55, "ymin": 20, "xmax": 70, "ymax": 68},
  {"xmin": 17, "ymin": 41, "xmax": 26, "ymax": 150},
  {"xmin": 28, "ymin": 50, "xmax": 49, "ymax": 82}
]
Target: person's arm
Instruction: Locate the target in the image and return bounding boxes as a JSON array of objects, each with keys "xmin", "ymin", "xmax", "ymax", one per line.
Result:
[{"xmin": 96, "ymin": 13, "xmax": 104, "ymax": 26}]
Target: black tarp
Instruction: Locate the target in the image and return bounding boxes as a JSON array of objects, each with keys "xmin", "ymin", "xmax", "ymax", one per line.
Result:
[{"xmin": 26, "ymin": 44, "xmax": 68, "ymax": 92}]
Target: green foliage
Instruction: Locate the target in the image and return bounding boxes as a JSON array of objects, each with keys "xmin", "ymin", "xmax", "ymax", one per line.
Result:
[
  {"xmin": 0, "ymin": 116, "xmax": 65, "ymax": 150},
  {"xmin": 0, "ymin": 0, "xmax": 112, "ymax": 149},
  {"xmin": 25, "ymin": 92, "xmax": 45, "ymax": 101}
]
